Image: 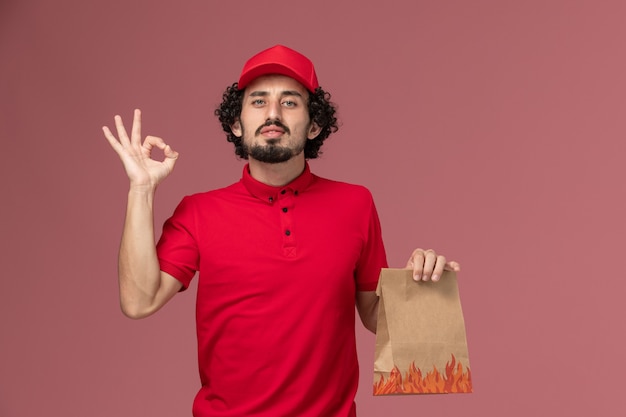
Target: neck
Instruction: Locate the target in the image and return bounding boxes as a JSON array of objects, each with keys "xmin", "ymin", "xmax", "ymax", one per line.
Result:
[{"xmin": 248, "ymin": 155, "xmax": 306, "ymax": 187}]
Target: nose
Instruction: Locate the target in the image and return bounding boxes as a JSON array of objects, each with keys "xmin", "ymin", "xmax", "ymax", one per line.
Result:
[{"xmin": 266, "ymin": 98, "xmax": 282, "ymax": 121}]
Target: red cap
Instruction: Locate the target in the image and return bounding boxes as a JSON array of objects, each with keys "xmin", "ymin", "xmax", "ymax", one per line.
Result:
[{"xmin": 238, "ymin": 45, "xmax": 319, "ymax": 92}]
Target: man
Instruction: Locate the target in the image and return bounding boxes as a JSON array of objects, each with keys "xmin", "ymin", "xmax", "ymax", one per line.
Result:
[{"xmin": 103, "ymin": 45, "xmax": 460, "ymax": 417}]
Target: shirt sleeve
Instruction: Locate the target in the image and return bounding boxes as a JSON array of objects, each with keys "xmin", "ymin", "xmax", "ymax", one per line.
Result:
[
  {"xmin": 156, "ymin": 196, "xmax": 199, "ymax": 290},
  {"xmin": 354, "ymin": 193, "xmax": 388, "ymax": 292}
]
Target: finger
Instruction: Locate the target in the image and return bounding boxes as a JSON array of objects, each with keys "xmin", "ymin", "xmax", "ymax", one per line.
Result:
[
  {"xmin": 162, "ymin": 144, "xmax": 179, "ymax": 171},
  {"xmin": 131, "ymin": 109, "xmax": 142, "ymax": 145},
  {"xmin": 407, "ymin": 248, "xmax": 425, "ymax": 281},
  {"xmin": 444, "ymin": 261, "xmax": 461, "ymax": 272},
  {"xmin": 163, "ymin": 144, "xmax": 179, "ymax": 159},
  {"xmin": 431, "ymin": 256, "xmax": 447, "ymax": 282},
  {"xmin": 102, "ymin": 126, "xmax": 124, "ymax": 154},
  {"xmin": 144, "ymin": 135, "xmax": 179, "ymax": 170},
  {"xmin": 144, "ymin": 135, "xmax": 179, "ymax": 159},
  {"xmin": 114, "ymin": 115, "xmax": 130, "ymax": 145},
  {"xmin": 143, "ymin": 135, "xmax": 167, "ymax": 152},
  {"xmin": 421, "ymin": 250, "xmax": 437, "ymax": 281}
]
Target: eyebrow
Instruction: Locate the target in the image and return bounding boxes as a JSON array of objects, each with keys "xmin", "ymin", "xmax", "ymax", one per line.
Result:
[{"xmin": 248, "ymin": 90, "xmax": 304, "ymax": 98}]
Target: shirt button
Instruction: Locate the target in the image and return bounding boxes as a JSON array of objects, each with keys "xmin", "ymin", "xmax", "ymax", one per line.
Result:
[
  {"xmin": 280, "ymin": 190, "xmax": 286, "ymax": 195},
  {"xmin": 294, "ymin": 191, "xmax": 299, "ymax": 196},
  {"xmin": 285, "ymin": 230, "xmax": 291, "ymax": 236},
  {"xmin": 268, "ymin": 197, "xmax": 273, "ymax": 203},
  {"xmin": 282, "ymin": 207, "xmax": 288, "ymax": 213}
]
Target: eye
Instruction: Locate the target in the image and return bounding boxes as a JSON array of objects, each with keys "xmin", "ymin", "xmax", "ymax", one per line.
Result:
[
  {"xmin": 282, "ymin": 100, "xmax": 297, "ymax": 107},
  {"xmin": 251, "ymin": 98, "xmax": 265, "ymax": 106}
]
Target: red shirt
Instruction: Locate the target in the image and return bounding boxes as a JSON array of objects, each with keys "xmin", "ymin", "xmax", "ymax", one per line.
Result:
[{"xmin": 157, "ymin": 164, "xmax": 388, "ymax": 417}]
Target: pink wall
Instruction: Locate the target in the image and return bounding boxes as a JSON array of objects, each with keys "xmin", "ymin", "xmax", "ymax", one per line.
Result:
[{"xmin": 1, "ymin": 0, "xmax": 624, "ymax": 415}]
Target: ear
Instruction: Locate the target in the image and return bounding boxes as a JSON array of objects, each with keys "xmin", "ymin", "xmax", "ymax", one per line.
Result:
[
  {"xmin": 307, "ymin": 122, "xmax": 322, "ymax": 140},
  {"xmin": 231, "ymin": 119, "xmax": 242, "ymax": 137}
]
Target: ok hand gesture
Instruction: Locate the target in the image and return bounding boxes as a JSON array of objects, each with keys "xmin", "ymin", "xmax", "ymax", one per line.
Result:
[{"xmin": 103, "ymin": 109, "xmax": 178, "ymax": 190}]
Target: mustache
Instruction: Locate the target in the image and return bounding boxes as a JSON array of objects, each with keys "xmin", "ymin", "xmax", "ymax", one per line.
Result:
[{"xmin": 255, "ymin": 119, "xmax": 290, "ymax": 136}]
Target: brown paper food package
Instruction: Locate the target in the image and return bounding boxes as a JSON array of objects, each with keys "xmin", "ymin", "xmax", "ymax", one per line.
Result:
[{"xmin": 373, "ymin": 268, "xmax": 473, "ymax": 395}]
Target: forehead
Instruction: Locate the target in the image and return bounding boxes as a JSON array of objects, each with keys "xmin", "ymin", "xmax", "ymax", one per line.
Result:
[{"xmin": 244, "ymin": 74, "xmax": 310, "ymax": 97}]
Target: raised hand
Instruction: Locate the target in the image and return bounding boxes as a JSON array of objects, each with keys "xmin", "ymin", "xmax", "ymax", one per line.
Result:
[{"xmin": 103, "ymin": 109, "xmax": 178, "ymax": 190}]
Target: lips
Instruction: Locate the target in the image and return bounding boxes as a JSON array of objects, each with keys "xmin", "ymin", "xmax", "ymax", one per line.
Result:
[
  {"xmin": 260, "ymin": 125, "xmax": 285, "ymax": 134},
  {"xmin": 255, "ymin": 121, "xmax": 290, "ymax": 138}
]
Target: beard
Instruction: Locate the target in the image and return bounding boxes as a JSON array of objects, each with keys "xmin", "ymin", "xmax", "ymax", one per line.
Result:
[
  {"xmin": 245, "ymin": 141, "xmax": 305, "ymax": 163},
  {"xmin": 241, "ymin": 120, "xmax": 307, "ymax": 164}
]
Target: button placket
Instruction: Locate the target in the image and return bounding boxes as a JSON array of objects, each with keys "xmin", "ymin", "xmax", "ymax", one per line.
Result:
[{"xmin": 278, "ymin": 188, "xmax": 296, "ymax": 256}]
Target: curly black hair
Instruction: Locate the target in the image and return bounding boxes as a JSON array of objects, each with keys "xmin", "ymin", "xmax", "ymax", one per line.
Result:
[{"xmin": 214, "ymin": 83, "xmax": 338, "ymax": 159}]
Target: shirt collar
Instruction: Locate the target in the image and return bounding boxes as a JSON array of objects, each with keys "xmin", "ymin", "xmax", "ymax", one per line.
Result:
[{"xmin": 241, "ymin": 162, "xmax": 314, "ymax": 204}]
